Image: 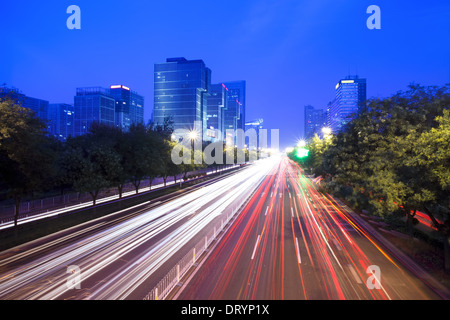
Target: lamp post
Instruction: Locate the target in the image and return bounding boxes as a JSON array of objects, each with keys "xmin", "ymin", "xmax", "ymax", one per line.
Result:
[
  {"xmin": 297, "ymin": 139, "xmax": 306, "ymax": 147},
  {"xmin": 322, "ymin": 127, "xmax": 332, "ymax": 137},
  {"xmin": 179, "ymin": 130, "xmax": 198, "ymax": 188},
  {"xmin": 188, "ymin": 130, "xmax": 198, "ymax": 150}
]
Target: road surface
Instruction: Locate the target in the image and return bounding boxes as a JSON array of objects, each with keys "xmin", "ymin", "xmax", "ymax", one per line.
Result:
[
  {"xmin": 0, "ymin": 157, "xmax": 277, "ymax": 300},
  {"xmin": 176, "ymin": 156, "xmax": 445, "ymax": 300}
]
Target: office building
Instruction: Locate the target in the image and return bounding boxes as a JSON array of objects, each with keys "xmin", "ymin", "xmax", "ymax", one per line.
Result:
[
  {"xmin": 206, "ymin": 83, "xmax": 227, "ymax": 142},
  {"xmin": 245, "ymin": 118, "xmax": 264, "ymax": 150},
  {"xmin": 48, "ymin": 103, "xmax": 75, "ymax": 141},
  {"xmin": 328, "ymin": 75, "xmax": 366, "ymax": 133},
  {"xmin": 109, "ymin": 85, "xmax": 144, "ymax": 131},
  {"xmin": 153, "ymin": 57, "xmax": 211, "ymax": 140},
  {"xmin": 304, "ymin": 105, "xmax": 327, "ymax": 140},
  {"xmin": 74, "ymin": 87, "xmax": 115, "ymax": 136},
  {"xmin": 223, "ymin": 98, "xmax": 240, "ymax": 145},
  {"xmin": 0, "ymin": 86, "xmax": 50, "ymax": 132},
  {"xmin": 223, "ymin": 80, "xmax": 246, "ymax": 131}
]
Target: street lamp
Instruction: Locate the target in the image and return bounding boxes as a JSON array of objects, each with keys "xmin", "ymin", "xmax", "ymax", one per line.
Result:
[
  {"xmin": 188, "ymin": 130, "xmax": 198, "ymax": 141},
  {"xmin": 188, "ymin": 130, "xmax": 199, "ymax": 156},
  {"xmin": 297, "ymin": 139, "xmax": 306, "ymax": 147},
  {"xmin": 322, "ymin": 127, "xmax": 332, "ymax": 137}
]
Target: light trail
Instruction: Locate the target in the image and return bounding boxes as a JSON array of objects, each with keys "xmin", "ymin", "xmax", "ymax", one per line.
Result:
[
  {"xmin": 0, "ymin": 156, "xmax": 279, "ymax": 300},
  {"xmin": 177, "ymin": 156, "xmax": 443, "ymax": 300}
]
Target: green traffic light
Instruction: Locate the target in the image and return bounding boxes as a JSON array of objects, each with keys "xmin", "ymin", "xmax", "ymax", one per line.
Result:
[{"xmin": 296, "ymin": 147, "xmax": 309, "ymax": 158}]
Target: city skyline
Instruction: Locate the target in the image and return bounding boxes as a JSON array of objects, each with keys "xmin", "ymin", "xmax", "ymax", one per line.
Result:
[{"xmin": 1, "ymin": 0, "xmax": 449, "ymax": 149}]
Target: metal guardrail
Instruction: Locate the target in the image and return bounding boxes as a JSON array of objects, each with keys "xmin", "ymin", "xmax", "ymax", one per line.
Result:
[
  {"xmin": 142, "ymin": 180, "xmax": 258, "ymax": 300},
  {"xmin": 0, "ymin": 166, "xmax": 240, "ymax": 226}
]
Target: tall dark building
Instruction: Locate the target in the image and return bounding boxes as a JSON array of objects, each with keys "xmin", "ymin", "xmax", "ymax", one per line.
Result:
[
  {"xmin": 245, "ymin": 118, "xmax": 264, "ymax": 150},
  {"xmin": 109, "ymin": 85, "xmax": 144, "ymax": 131},
  {"xmin": 48, "ymin": 103, "xmax": 75, "ymax": 141},
  {"xmin": 74, "ymin": 87, "xmax": 115, "ymax": 137},
  {"xmin": 223, "ymin": 80, "xmax": 246, "ymax": 131},
  {"xmin": 328, "ymin": 75, "xmax": 366, "ymax": 133},
  {"xmin": 304, "ymin": 105, "xmax": 326, "ymax": 140},
  {"xmin": 0, "ymin": 86, "xmax": 50, "ymax": 132},
  {"xmin": 223, "ymin": 98, "xmax": 240, "ymax": 145},
  {"xmin": 153, "ymin": 57, "xmax": 211, "ymax": 140},
  {"xmin": 206, "ymin": 83, "xmax": 227, "ymax": 142}
]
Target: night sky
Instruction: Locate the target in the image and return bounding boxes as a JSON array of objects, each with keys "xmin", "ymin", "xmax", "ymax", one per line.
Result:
[{"xmin": 1, "ymin": 0, "xmax": 449, "ymax": 148}]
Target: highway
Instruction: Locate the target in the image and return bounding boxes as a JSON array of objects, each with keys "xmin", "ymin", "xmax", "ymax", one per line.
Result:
[
  {"xmin": 176, "ymin": 156, "xmax": 445, "ymax": 300},
  {"xmin": 0, "ymin": 155, "xmax": 446, "ymax": 300},
  {"xmin": 0, "ymin": 157, "xmax": 278, "ymax": 300}
]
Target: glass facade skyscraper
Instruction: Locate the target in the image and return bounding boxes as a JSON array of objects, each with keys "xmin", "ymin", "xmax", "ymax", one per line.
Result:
[
  {"xmin": 328, "ymin": 75, "xmax": 366, "ymax": 133},
  {"xmin": 48, "ymin": 103, "xmax": 75, "ymax": 141},
  {"xmin": 109, "ymin": 85, "xmax": 144, "ymax": 131},
  {"xmin": 223, "ymin": 98, "xmax": 240, "ymax": 132},
  {"xmin": 223, "ymin": 80, "xmax": 246, "ymax": 131},
  {"xmin": 206, "ymin": 83, "xmax": 227, "ymax": 141},
  {"xmin": 245, "ymin": 118, "xmax": 264, "ymax": 150},
  {"xmin": 74, "ymin": 87, "xmax": 115, "ymax": 137},
  {"xmin": 304, "ymin": 105, "xmax": 326, "ymax": 140},
  {"xmin": 153, "ymin": 57, "xmax": 211, "ymax": 139}
]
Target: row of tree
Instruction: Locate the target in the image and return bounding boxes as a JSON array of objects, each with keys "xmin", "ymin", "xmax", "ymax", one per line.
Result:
[
  {"xmin": 0, "ymin": 97, "xmax": 252, "ymax": 227},
  {"xmin": 289, "ymin": 84, "xmax": 450, "ymax": 270}
]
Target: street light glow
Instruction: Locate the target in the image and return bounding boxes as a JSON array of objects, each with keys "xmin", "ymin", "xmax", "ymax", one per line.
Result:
[
  {"xmin": 188, "ymin": 130, "xmax": 198, "ymax": 140},
  {"xmin": 322, "ymin": 127, "xmax": 332, "ymax": 136},
  {"xmin": 297, "ymin": 140, "xmax": 306, "ymax": 147}
]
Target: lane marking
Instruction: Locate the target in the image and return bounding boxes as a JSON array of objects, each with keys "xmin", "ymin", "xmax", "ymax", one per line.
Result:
[
  {"xmin": 347, "ymin": 264, "xmax": 362, "ymax": 284},
  {"xmin": 291, "ymin": 208, "xmax": 294, "ymax": 218},
  {"xmin": 265, "ymin": 206, "xmax": 269, "ymax": 216},
  {"xmin": 332, "ymin": 238, "xmax": 342, "ymax": 251},
  {"xmin": 295, "ymin": 237, "xmax": 301, "ymax": 264},
  {"xmin": 251, "ymin": 235, "xmax": 261, "ymax": 260}
]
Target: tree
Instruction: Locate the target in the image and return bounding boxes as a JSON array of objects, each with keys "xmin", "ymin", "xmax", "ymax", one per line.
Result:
[
  {"xmin": 0, "ymin": 97, "xmax": 59, "ymax": 226},
  {"xmin": 404, "ymin": 110, "xmax": 450, "ymax": 270},
  {"xmin": 88, "ymin": 123, "xmax": 128, "ymax": 198},
  {"xmin": 61, "ymin": 132, "xmax": 121, "ymax": 206},
  {"xmin": 304, "ymin": 84, "xmax": 450, "ymax": 271},
  {"xmin": 123, "ymin": 123, "xmax": 154, "ymax": 194},
  {"xmin": 145, "ymin": 126, "xmax": 165, "ymax": 189},
  {"xmin": 159, "ymin": 139, "xmax": 180, "ymax": 186}
]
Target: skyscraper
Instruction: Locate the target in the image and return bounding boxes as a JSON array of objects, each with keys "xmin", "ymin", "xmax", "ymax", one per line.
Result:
[
  {"xmin": 304, "ymin": 105, "xmax": 326, "ymax": 140},
  {"xmin": 0, "ymin": 86, "xmax": 50, "ymax": 132},
  {"xmin": 223, "ymin": 98, "xmax": 240, "ymax": 143},
  {"xmin": 223, "ymin": 80, "xmax": 246, "ymax": 131},
  {"xmin": 328, "ymin": 75, "xmax": 366, "ymax": 133},
  {"xmin": 74, "ymin": 87, "xmax": 115, "ymax": 137},
  {"xmin": 109, "ymin": 85, "xmax": 144, "ymax": 131},
  {"xmin": 153, "ymin": 57, "xmax": 211, "ymax": 140},
  {"xmin": 245, "ymin": 118, "xmax": 264, "ymax": 150},
  {"xmin": 206, "ymin": 83, "xmax": 227, "ymax": 142},
  {"xmin": 48, "ymin": 103, "xmax": 75, "ymax": 141}
]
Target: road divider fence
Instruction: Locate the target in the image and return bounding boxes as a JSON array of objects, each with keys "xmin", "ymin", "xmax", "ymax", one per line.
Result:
[{"xmin": 142, "ymin": 178, "xmax": 259, "ymax": 300}]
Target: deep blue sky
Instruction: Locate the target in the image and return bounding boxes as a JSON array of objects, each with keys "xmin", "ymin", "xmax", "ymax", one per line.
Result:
[{"xmin": 1, "ymin": 0, "xmax": 449, "ymax": 148}]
